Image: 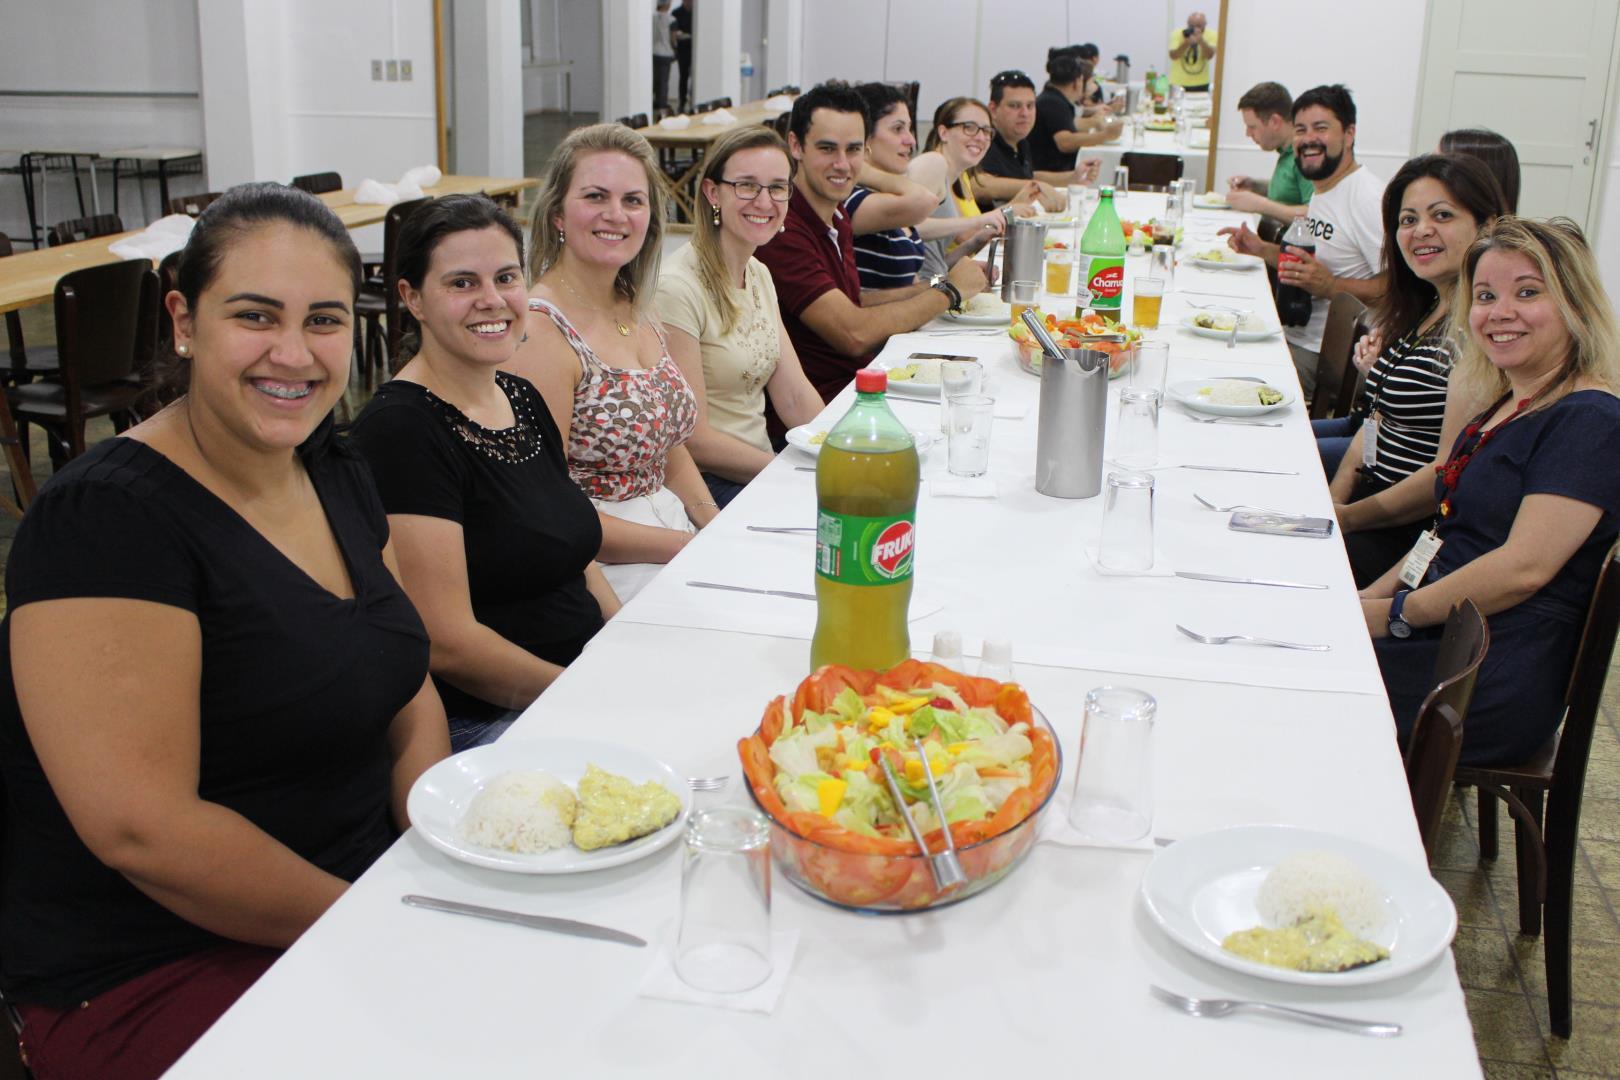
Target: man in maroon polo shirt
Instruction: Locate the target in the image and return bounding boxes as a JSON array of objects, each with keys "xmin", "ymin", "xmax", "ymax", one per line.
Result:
[{"xmin": 756, "ymin": 81, "xmax": 988, "ymax": 410}]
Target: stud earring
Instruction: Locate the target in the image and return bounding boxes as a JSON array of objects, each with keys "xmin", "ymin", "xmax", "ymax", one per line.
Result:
[{"xmin": 176, "ymin": 343, "xmax": 190, "ymax": 357}]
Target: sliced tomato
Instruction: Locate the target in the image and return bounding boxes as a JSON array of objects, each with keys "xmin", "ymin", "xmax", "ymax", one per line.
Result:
[
  {"xmin": 738, "ymin": 735, "xmax": 773, "ymax": 793},
  {"xmin": 985, "ymin": 787, "xmax": 1037, "ymax": 840},
  {"xmin": 798, "ymin": 843, "xmax": 912, "ymax": 906},
  {"xmin": 994, "ymin": 683, "xmax": 1033, "ymax": 725},
  {"xmin": 759, "ymin": 695, "xmax": 786, "ymax": 746},
  {"xmin": 793, "ymin": 664, "xmax": 874, "ymax": 720}
]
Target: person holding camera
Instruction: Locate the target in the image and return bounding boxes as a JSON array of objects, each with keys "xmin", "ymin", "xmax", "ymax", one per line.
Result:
[{"xmin": 1168, "ymin": 12, "xmax": 1219, "ymax": 93}]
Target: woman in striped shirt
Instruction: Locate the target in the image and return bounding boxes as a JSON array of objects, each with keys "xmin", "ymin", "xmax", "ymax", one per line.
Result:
[{"xmin": 1324, "ymin": 154, "xmax": 1511, "ymax": 585}]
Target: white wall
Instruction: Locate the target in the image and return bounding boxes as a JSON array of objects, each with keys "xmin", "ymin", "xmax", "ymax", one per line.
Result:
[
  {"xmin": 1593, "ymin": 88, "xmax": 1620, "ymax": 299},
  {"xmin": 522, "ymin": 0, "xmax": 604, "ymax": 115},
  {"xmin": 454, "ymin": 0, "xmax": 525, "ymax": 179}
]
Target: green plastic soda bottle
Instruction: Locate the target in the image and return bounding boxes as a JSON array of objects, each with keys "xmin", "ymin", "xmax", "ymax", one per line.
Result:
[{"xmin": 1080, "ymin": 186, "xmax": 1126, "ymax": 315}]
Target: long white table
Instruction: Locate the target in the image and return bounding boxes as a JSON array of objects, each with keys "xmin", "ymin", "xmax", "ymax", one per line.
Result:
[{"xmin": 167, "ymin": 195, "xmax": 1482, "ymax": 1078}]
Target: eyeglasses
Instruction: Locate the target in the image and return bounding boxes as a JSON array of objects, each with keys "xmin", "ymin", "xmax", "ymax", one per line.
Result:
[
  {"xmin": 714, "ymin": 179, "xmax": 793, "ymax": 202},
  {"xmin": 945, "ymin": 121, "xmax": 992, "ymax": 138}
]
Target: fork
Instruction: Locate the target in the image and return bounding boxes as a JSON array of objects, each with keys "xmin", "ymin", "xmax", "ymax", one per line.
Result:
[
  {"xmin": 1175, "ymin": 624, "xmax": 1331, "ymax": 652},
  {"xmin": 1148, "ymin": 986, "xmax": 1401, "ymax": 1038},
  {"xmin": 1193, "ymin": 493, "xmax": 1293, "ymax": 514},
  {"xmin": 1185, "ymin": 414, "xmax": 1282, "ymax": 428},
  {"xmin": 687, "ymin": 776, "xmax": 729, "ymax": 792}
]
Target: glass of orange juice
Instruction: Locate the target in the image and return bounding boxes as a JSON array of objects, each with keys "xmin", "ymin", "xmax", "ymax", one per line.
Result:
[
  {"xmin": 1044, "ymin": 252, "xmax": 1073, "ymax": 295},
  {"xmin": 1010, "ymin": 280, "xmax": 1039, "ymax": 328},
  {"xmin": 1132, "ymin": 276, "xmax": 1165, "ymax": 330}
]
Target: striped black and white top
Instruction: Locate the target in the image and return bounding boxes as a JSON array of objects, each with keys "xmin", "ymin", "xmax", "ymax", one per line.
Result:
[
  {"xmin": 1360, "ymin": 319, "xmax": 1456, "ymax": 485},
  {"xmin": 845, "ymin": 186, "xmax": 926, "ymax": 292}
]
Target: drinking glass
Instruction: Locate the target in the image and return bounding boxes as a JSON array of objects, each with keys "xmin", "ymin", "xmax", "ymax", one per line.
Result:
[
  {"xmin": 1044, "ymin": 251, "xmax": 1073, "ymax": 295},
  {"xmin": 1131, "ymin": 119, "xmax": 1146, "ymax": 148},
  {"xmin": 674, "ymin": 807, "xmax": 773, "ymax": 994},
  {"xmin": 1068, "ymin": 687, "xmax": 1156, "ymax": 843},
  {"xmin": 946, "ymin": 394, "xmax": 995, "ymax": 478},
  {"xmin": 938, "ymin": 359, "xmax": 983, "ymax": 434},
  {"xmin": 1115, "ymin": 387, "xmax": 1161, "ymax": 468},
  {"xmin": 1097, "ymin": 470, "xmax": 1155, "ymax": 571},
  {"xmin": 1009, "ymin": 280, "xmax": 1038, "ymax": 328},
  {"xmin": 1132, "ymin": 339, "xmax": 1170, "ymax": 396},
  {"xmin": 1112, "ymin": 166, "xmax": 1130, "ymax": 193},
  {"xmin": 1131, "ymin": 276, "xmax": 1165, "ymax": 331},
  {"xmin": 1150, "ymin": 244, "xmax": 1175, "ymax": 289},
  {"xmin": 1066, "ymin": 184, "xmax": 1087, "ymax": 219}
]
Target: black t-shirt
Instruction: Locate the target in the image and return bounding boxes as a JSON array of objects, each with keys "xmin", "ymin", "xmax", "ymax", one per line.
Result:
[
  {"xmin": 672, "ymin": 5, "xmax": 693, "ymax": 59},
  {"xmin": 0, "ymin": 437, "xmax": 429, "ymax": 1007},
  {"xmin": 979, "ymin": 131, "xmax": 1034, "ymax": 182},
  {"xmin": 1029, "ymin": 86, "xmax": 1078, "ymax": 174},
  {"xmin": 348, "ymin": 373, "xmax": 604, "ymax": 721}
]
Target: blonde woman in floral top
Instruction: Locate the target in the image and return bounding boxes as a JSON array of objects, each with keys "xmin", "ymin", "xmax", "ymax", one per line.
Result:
[
  {"xmin": 508, "ymin": 123, "xmax": 715, "ymax": 600},
  {"xmin": 655, "ymin": 126, "xmax": 823, "ymax": 507}
]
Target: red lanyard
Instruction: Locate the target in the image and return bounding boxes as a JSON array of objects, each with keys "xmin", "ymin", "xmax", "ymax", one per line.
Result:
[{"xmin": 1435, "ymin": 391, "xmax": 1533, "ymax": 519}]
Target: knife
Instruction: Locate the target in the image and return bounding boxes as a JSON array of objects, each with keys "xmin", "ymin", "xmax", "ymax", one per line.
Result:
[
  {"xmin": 401, "ymin": 895, "xmax": 646, "ymax": 947},
  {"xmin": 745, "ymin": 526, "xmax": 816, "ymax": 534},
  {"xmin": 1179, "ymin": 465, "xmax": 1299, "ymax": 475},
  {"xmin": 687, "ymin": 580, "xmax": 817, "ymax": 601},
  {"xmin": 1174, "ymin": 571, "xmax": 1327, "ymax": 590}
]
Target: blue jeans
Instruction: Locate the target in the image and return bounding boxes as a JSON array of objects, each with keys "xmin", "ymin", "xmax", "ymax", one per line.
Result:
[
  {"xmin": 447, "ymin": 708, "xmax": 521, "ymax": 753},
  {"xmin": 1312, "ymin": 415, "xmax": 1361, "ymax": 480},
  {"xmin": 702, "ymin": 471, "xmax": 748, "ymax": 508}
]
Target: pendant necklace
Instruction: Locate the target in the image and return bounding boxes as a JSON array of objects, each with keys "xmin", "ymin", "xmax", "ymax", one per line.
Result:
[{"xmin": 556, "ymin": 273, "xmax": 633, "ymax": 337}]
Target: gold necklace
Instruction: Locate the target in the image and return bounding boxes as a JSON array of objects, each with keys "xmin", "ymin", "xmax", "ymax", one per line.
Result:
[{"xmin": 555, "ymin": 273, "xmax": 633, "ymax": 337}]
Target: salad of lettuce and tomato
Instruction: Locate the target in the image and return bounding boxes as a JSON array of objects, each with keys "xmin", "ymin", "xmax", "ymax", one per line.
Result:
[{"xmin": 1010, "ymin": 311, "xmax": 1143, "ymax": 377}]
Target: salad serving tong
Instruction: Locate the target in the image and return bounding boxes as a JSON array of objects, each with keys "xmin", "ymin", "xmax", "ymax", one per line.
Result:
[{"xmin": 873, "ymin": 743, "xmax": 967, "ymax": 893}]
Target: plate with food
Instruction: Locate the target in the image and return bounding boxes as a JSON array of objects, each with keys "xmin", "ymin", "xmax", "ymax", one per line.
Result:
[
  {"xmin": 786, "ymin": 424, "xmax": 939, "ymax": 457},
  {"xmin": 876, "ymin": 355, "xmax": 947, "ymax": 398},
  {"xmin": 1181, "ymin": 311, "xmax": 1281, "ymax": 342},
  {"xmin": 942, "ymin": 292, "xmax": 1014, "ymax": 326},
  {"xmin": 738, "ymin": 661, "xmax": 1062, "ymax": 912},
  {"xmin": 1185, "ymin": 249, "xmax": 1264, "ymax": 272},
  {"xmin": 1169, "ymin": 377, "xmax": 1296, "ymax": 416},
  {"xmin": 1193, "ymin": 192, "xmax": 1231, "ymax": 210},
  {"xmin": 1143, "ymin": 119, "xmax": 1177, "ymax": 133},
  {"xmin": 407, "ymin": 738, "xmax": 691, "ymax": 873},
  {"xmin": 1139, "ymin": 824, "xmax": 1456, "ymax": 987}
]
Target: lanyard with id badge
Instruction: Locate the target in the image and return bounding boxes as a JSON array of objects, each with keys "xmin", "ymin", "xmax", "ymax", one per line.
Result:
[{"xmin": 1402, "ymin": 389, "xmax": 1536, "ymax": 588}]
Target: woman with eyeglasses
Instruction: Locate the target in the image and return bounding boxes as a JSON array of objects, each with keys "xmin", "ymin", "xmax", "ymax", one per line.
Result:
[
  {"xmin": 654, "ymin": 126, "xmax": 824, "ymax": 506},
  {"xmin": 909, "ymin": 96, "xmax": 1035, "ymax": 280}
]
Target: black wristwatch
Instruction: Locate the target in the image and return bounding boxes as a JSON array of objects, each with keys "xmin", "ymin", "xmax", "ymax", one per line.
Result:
[
  {"xmin": 929, "ymin": 274, "xmax": 963, "ymax": 312},
  {"xmin": 1388, "ymin": 589, "xmax": 1414, "ymax": 640}
]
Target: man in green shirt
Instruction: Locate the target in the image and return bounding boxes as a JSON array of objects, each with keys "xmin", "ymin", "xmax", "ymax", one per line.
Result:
[{"xmin": 1224, "ymin": 81, "xmax": 1313, "ymax": 219}]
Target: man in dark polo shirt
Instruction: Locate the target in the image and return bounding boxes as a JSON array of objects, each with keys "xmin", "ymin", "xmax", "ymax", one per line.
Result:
[
  {"xmin": 756, "ymin": 81, "xmax": 988, "ymax": 407},
  {"xmin": 975, "ymin": 69, "xmax": 1101, "ymax": 211},
  {"xmin": 1029, "ymin": 54, "xmax": 1123, "ymax": 175}
]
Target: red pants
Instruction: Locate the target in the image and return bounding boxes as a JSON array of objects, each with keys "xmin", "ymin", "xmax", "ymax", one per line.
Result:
[{"xmin": 16, "ymin": 943, "xmax": 279, "ymax": 1080}]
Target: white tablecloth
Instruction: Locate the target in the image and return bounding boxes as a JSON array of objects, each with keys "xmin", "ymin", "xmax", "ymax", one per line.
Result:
[{"xmin": 167, "ymin": 195, "xmax": 1481, "ymax": 1079}]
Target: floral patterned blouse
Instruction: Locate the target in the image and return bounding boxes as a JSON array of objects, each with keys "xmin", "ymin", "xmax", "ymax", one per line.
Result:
[{"xmin": 528, "ymin": 297, "xmax": 698, "ymax": 501}]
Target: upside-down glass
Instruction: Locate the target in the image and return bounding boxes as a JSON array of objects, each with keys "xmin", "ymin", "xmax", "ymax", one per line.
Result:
[
  {"xmin": 1150, "ymin": 244, "xmax": 1175, "ymax": 290},
  {"xmin": 1068, "ymin": 687, "xmax": 1156, "ymax": 843},
  {"xmin": 938, "ymin": 359, "xmax": 983, "ymax": 434},
  {"xmin": 1115, "ymin": 387, "xmax": 1161, "ymax": 468},
  {"xmin": 674, "ymin": 807, "xmax": 773, "ymax": 994},
  {"xmin": 946, "ymin": 394, "xmax": 995, "ymax": 477},
  {"xmin": 1113, "ymin": 165, "xmax": 1130, "ymax": 192},
  {"xmin": 1132, "ymin": 339, "xmax": 1170, "ymax": 396},
  {"xmin": 1097, "ymin": 469, "xmax": 1155, "ymax": 571}
]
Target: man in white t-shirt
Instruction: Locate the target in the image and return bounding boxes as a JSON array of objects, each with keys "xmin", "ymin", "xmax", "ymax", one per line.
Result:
[{"xmin": 1223, "ymin": 84, "xmax": 1385, "ymax": 399}]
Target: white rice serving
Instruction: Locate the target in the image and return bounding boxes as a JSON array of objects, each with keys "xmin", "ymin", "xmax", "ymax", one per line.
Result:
[
  {"xmin": 963, "ymin": 292, "xmax": 1011, "ymax": 317},
  {"xmin": 1256, "ymin": 850, "xmax": 1386, "ymax": 937},
  {"xmin": 1198, "ymin": 379, "xmax": 1281, "ymax": 406},
  {"xmin": 458, "ymin": 770, "xmax": 578, "ymax": 854}
]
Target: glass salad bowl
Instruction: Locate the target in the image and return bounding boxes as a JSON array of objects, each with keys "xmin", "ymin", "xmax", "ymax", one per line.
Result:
[{"xmin": 738, "ymin": 663, "xmax": 1062, "ymax": 914}]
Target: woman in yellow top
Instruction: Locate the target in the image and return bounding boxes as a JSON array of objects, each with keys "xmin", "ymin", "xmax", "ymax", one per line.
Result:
[
  {"xmin": 909, "ymin": 96, "xmax": 1036, "ymax": 280},
  {"xmin": 1168, "ymin": 12, "xmax": 1219, "ymax": 91}
]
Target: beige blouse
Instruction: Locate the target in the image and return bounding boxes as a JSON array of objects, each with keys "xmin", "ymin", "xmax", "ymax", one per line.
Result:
[{"xmin": 654, "ymin": 243, "xmax": 782, "ymax": 455}]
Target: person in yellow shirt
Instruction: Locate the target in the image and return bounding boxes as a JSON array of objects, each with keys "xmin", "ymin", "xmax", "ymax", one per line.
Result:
[{"xmin": 1168, "ymin": 12, "xmax": 1218, "ymax": 91}]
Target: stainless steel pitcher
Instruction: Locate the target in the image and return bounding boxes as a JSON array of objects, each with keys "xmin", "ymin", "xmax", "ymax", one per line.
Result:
[
  {"xmin": 1034, "ymin": 331, "xmax": 1124, "ymax": 499},
  {"xmin": 999, "ymin": 218, "xmax": 1048, "ymax": 302}
]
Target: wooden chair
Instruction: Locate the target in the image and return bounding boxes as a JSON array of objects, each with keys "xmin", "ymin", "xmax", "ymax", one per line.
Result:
[
  {"xmin": 6, "ymin": 259, "xmax": 154, "ymax": 464},
  {"xmin": 45, "ymin": 213, "xmax": 124, "ymax": 247},
  {"xmin": 291, "ymin": 171, "xmax": 343, "ymax": 195},
  {"xmin": 166, "ymin": 191, "xmax": 223, "ymax": 217},
  {"xmin": 1404, "ymin": 600, "xmax": 1489, "ymax": 856},
  {"xmin": 1454, "ymin": 542, "xmax": 1620, "ymax": 1037},
  {"xmin": 1310, "ymin": 292, "xmax": 1368, "ymax": 418},
  {"xmin": 626, "ymin": 113, "xmax": 650, "ymax": 130},
  {"xmin": 1118, "ymin": 152, "xmax": 1183, "ymax": 192},
  {"xmin": 0, "ymin": 233, "xmax": 61, "ymax": 385},
  {"xmin": 353, "ymin": 198, "xmax": 428, "ymax": 388}
]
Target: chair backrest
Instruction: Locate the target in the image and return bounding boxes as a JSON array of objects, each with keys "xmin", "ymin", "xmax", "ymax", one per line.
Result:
[
  {"xmin": 166, "ymin": 191, "xmax": 223, "ymax": 217},
  {"xmin": 1119, "ymin": 152, "xmax": 1183, "ymax": 192},
  {"xmin": 614, "ymin": 114, "xmax": 636, "ymax": 127},
  {"xmin": 53, "ymin": 260, "xmax": 154, "ymax": 413},
  {"xmin": 291, "ymin": 171, "xmax": 343, "ymax": 195},
  {"xmin": 1310, "ymin": 292, "xmax": 1368, "ymax": 418},
  {"xmin": 1405, "ymin": 600, "xmax": 1489, "ymax": 855},
  {"xmin": 627, "ymin": 112, "xmax": 650, "ymax": 130},
  {"xmin": 47, "ymin": 214, "xmax": 124, "ymax": 247},
  {"xmin": 382, "ymin": 198, "xmax": 430, "ymax": 371},
  {"xmin": 1548, "ymin": 542, "xmax": 1620, "ymax": 831}
]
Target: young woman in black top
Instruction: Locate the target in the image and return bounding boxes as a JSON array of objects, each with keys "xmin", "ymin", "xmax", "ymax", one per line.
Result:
[
  {"xmin": 349, "ymin": 195, "xmax": 618, "ymax": 752},
  {"xmin": 0, "ymin": 183, "xmax": 448, "ymax": 1078}
]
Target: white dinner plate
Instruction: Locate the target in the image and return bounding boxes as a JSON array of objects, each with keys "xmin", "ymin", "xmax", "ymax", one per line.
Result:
[
  {"xmin": 1139, "ymin": 824, "xmax": 1457, "ymax": 987},
  {"xmin": 407, "ymin": 738, "xmax": 691, "ymax": 874},
  {"xmin": 1169, "ymin": 377, "xmax": 1296, "ymax": 417},
  {"xmin": 1185, "ymin": 251, "xmax": 1264, "ymax": 272},
  {"xmin": 875, "ymin": 355, "xmax": 946, "ymax": 399},
  {"xmin": 942, "ymin": 295, "xmax": 1014, "ymax": 326},
  {"xmin": 786, "ymin": 424, "xmax": 939, "ymax": 457},
  {"xmin": 1193, "ymin": 193, "xmax": 1232, "ymax": 210},
  {"xmin": 1180, "ymin": 313, "xmax": 1282, "ymax": 342}
]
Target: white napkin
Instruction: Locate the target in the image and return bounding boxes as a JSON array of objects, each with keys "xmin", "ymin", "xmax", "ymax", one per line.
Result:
[
  {"xmin": 400, "ymin": 164, "xmax": 441, "ymax": 190},
  {"xmin": 702, "ymin": 108, "xmax": 737, "ymax": 126},
  {"xmin": 353, "ymin": 166, "xmax": 443, "ymax": 206},
  {"xmin": 659, "ymin": 114, "xmax": 691, "ymax": 130},
  {"xmin": 107, "ymin": 213, "xmax": 195, "ymax": 261},
  {"xmin": 763, "ymin": 95, "xmax": 796, "ymax": 114},
  {"xmin": 929, "ymin": 477, "xmax": 998, "ymax": 499},
  {"xmin": 638, "ymin": 930, "xmax": 800, "ymax": 1014},
  {"xmin": 993, "ymin": 401, "xmax": 1030, "ymax": 420},
  {"xmin": 1188, "ymin": 129, "xmax": 1211, "ymax": 148},
  {"xmin": 353, "ymin": 178, "xmax": 400, "ymax": 206},
  {"xmin": 1038, "ymin": 787, "xmax": 1156, "ymax": 852}
]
